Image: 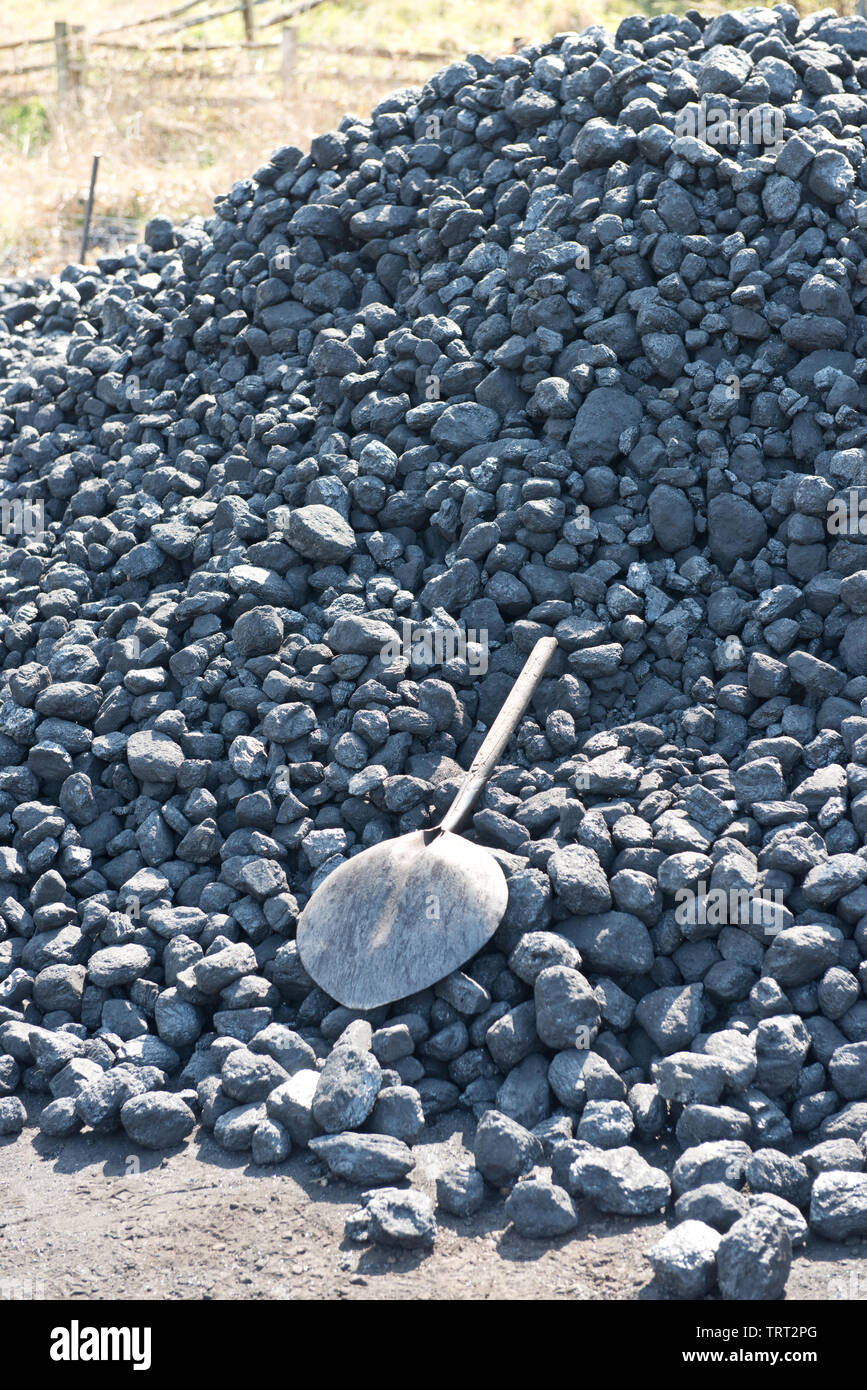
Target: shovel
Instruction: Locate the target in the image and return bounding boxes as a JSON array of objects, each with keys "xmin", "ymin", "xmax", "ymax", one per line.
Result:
[{"xmin": 296, "ymin": 636, "xmax": 558, "ymax": 1009}]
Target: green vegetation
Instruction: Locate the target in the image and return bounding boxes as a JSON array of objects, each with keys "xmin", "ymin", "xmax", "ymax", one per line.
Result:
[{"xmin": 0, "ymin": 99, "xmax": 50, "ymax": 154}]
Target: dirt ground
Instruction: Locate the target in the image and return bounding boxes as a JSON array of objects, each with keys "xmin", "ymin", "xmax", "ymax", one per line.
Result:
[{"xmin": 2, "ymin": 1094, "xmax": 867, "ymax": 1302}]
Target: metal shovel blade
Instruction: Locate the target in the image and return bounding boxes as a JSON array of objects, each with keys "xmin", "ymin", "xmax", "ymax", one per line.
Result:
[
  {"xmin": 295, "ymin": 638, "xmax": 558, "ymax": 1010},
  {"xmin": 296, "ymin": 829, "xmax": 508, "ymax": 1010}
]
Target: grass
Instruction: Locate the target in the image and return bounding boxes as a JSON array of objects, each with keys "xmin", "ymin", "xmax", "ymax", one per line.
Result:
[{"xmin": 0, "ymin": 0, "xmax": 856, "ymax": 275}]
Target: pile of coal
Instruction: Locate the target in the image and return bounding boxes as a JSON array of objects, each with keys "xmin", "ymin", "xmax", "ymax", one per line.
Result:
[{"xmin": 3, "ymin": 4, "xmax": 867, "ymax": 1294}]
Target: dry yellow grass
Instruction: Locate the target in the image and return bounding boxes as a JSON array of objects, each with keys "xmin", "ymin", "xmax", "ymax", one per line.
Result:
[{"xmin": 0, "ymin": 0, "xmax": 853, "ymax": 276}]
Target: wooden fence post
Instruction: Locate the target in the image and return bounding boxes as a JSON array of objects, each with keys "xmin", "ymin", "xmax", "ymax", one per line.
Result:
[
  {"xmin": 242, "ymin": 0, "xmax": 256, "ymax": 42},
  {"xmin": 55, "ymin": 21, "xmax": 86, "ymax": 111},
  {"xmin": 281, "ymin": 24, "xmax": 296, "ymax": 100},
  {"xmin": 70, "ymin": 24, "xmax": 86, "ymax": 105},
  {"xmin": 55, "ymin": 21, "xmax": 70, "ymax": 105}
]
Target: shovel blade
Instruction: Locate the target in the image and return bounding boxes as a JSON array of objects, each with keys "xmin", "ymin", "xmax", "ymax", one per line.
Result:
[{"xmin": 296, "ymin": 830, "xmax": 508, "ymax": 1010}]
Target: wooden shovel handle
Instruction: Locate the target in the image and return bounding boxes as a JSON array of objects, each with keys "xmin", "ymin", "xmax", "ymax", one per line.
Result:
[{"xmin": 436, "ymin": 636, "xmax": 558, "ymax": 836}]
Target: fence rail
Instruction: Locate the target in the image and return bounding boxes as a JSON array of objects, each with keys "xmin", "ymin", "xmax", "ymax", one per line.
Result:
[
  {"xmin": 0, "ymin": 62, "xmax": 58, "ymax": 77},
  {"xmin": 88, "ymin": 37, "xmax": 282, "ymax": 50}
]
